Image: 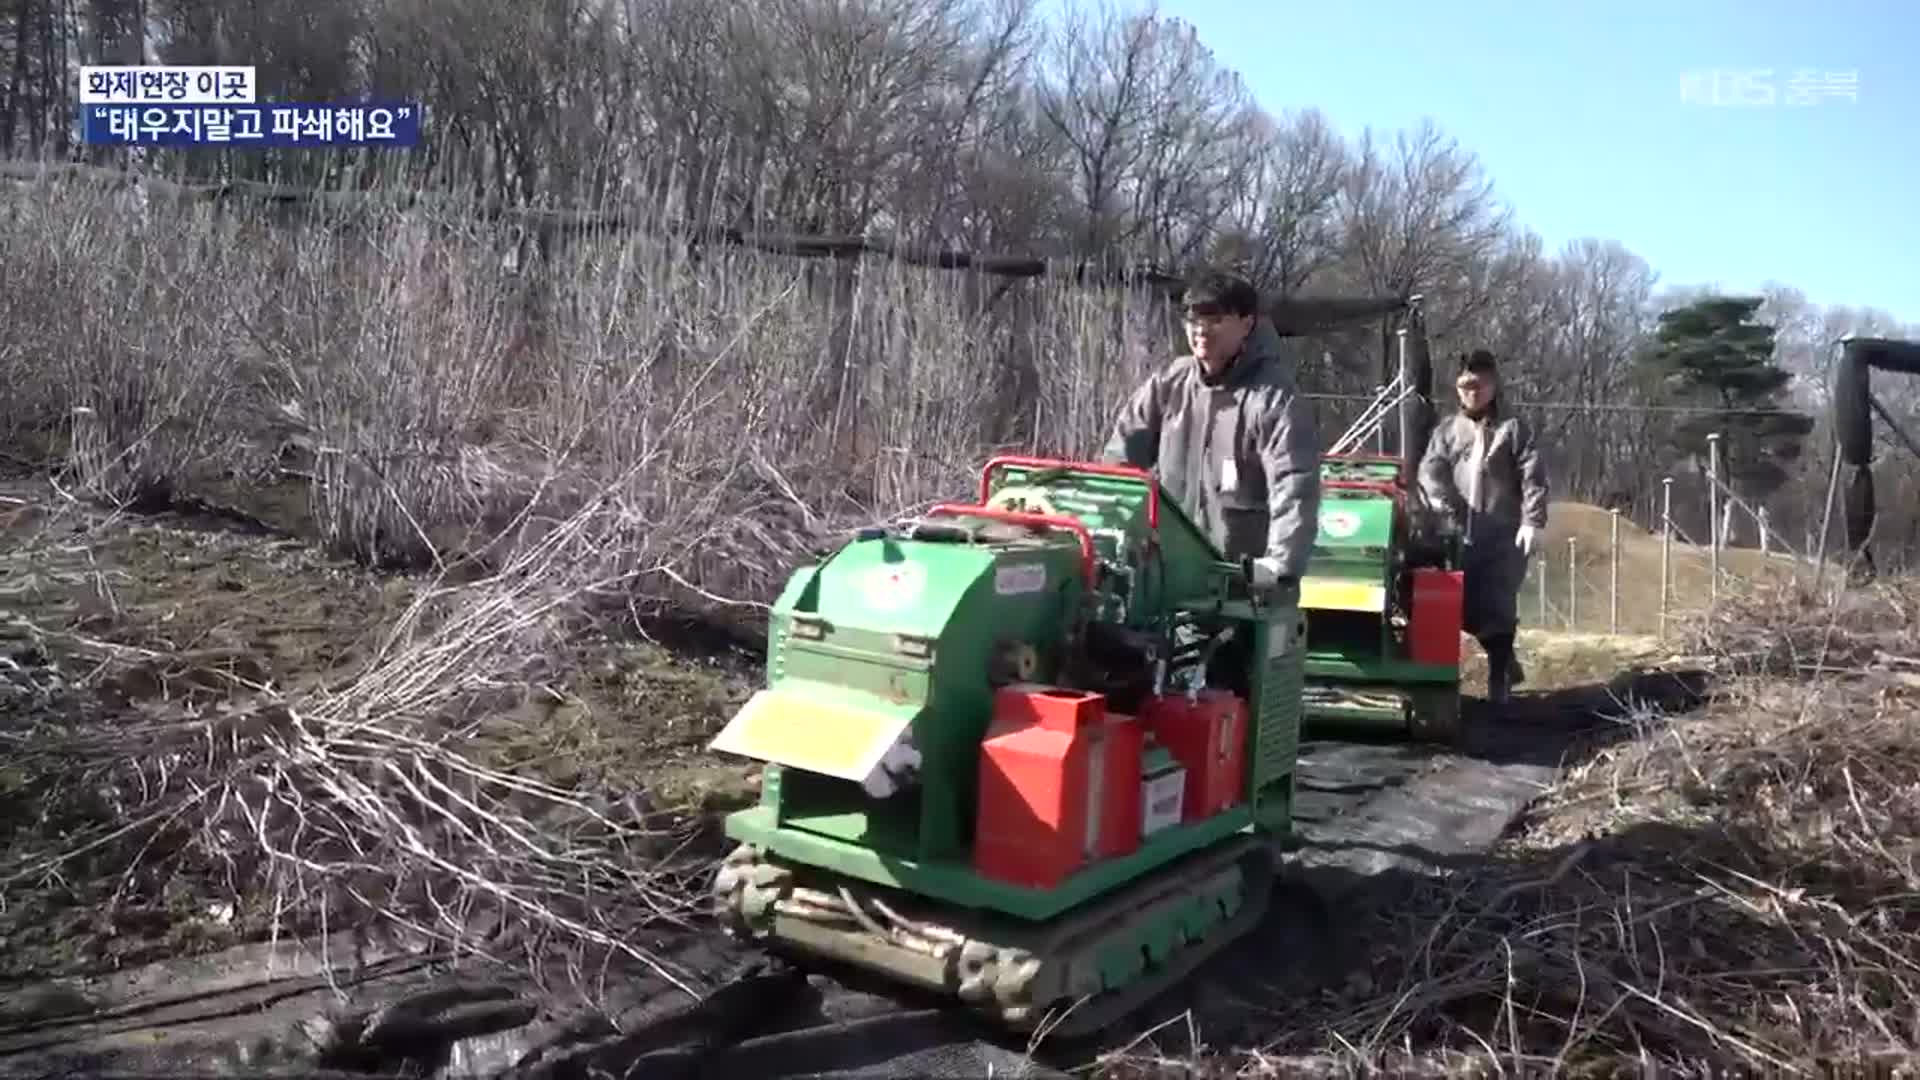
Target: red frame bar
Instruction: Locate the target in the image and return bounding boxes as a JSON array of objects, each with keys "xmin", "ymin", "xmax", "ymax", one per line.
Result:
[
  {"xmin": 926, "ymin": 502, "xmax": 1097, "ymax": 589},
  {"xmin": 979, "ymin": 455, "xmax": 1159, "ymax": 530}
]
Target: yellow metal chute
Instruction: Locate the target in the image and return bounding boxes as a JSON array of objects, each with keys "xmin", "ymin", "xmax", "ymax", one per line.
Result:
[
  {"xmin": 709, "ymin": 684, "xmax": 920, "ymax": 782},
  {"xmin": 1299, "ymin": 576, "xmax": 1387, "ymax": 613}
]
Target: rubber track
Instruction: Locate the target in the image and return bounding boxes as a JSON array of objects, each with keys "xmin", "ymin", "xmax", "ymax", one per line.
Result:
[{"xmin": 1011, "ymin": 839, "xmax": 1279, "ymax": 1040}]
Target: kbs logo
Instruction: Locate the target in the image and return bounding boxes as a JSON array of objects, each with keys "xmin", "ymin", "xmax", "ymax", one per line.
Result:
[{"xmin": 1680, "ymin": 68, "xmax": 1859, "ymax": 107}]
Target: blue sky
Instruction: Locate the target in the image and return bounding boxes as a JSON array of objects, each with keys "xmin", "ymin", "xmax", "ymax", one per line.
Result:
[{"xmin": 1142, "ymin": 0, "xmax": 1918, "ymax": 324}]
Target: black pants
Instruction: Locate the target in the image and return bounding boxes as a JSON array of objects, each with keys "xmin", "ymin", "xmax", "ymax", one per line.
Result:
[{"xmin": 1479, "ymin": 630, "xmax": 1517, "ymax": 695}]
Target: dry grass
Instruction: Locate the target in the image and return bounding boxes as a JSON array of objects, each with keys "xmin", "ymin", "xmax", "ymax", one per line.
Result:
[{"xmin": 0, "ymin": 479, "xmax": 744, "ymax": 991}]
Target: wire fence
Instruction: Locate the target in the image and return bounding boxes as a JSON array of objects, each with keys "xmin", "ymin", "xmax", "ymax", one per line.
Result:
[{"xmin": 1517, "ymin": 435, "xmax": 1837, "ymax": 639}]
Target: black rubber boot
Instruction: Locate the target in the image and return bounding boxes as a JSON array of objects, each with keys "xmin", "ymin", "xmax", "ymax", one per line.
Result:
[{"xmin": 1483, "ymin": 632, "xmax": 1517, "ymax": 705}]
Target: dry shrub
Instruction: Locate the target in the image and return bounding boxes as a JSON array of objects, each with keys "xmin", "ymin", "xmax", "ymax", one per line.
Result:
[
  {"xmin": 248, "ymin": 200, "xmax": 532, "ymax": 568},
  {"xmin": 0, "ymin": 178, "xmax": 266, "ymax": 502},
  {"xmin": 1682, "ymin": 572, "xmax": 1916, "ymax": 678},
  {"xmin": 1, "ymin": 172, "xmax": 1180, "ymax": 617},
  {"xmin": 1241, "ymin": 575, "xmax": 1920, "ymax": 1076}
]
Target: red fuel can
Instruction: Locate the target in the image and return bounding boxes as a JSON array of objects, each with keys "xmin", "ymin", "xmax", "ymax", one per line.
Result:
[
  {"xmin": 1408, "ymin": 568, "xmax": 1465, "ymax": 666},
  {"xmin": 1137, "ymin": 689, "xmax": 1248, "ymax": 820},
  {"xmin": 973, "ymin": 685, "xmax": 1142, "ymax": 888}
]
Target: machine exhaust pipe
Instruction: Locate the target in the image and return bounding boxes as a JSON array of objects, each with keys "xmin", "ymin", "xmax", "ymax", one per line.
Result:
[{"xmin": 1396, "ymin": 298, "xmax": 1435, "ymax": 495}]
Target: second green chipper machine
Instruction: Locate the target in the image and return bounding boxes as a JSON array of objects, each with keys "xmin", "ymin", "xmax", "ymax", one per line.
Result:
[
  {"xmin": 1296, "ymin": 300, "xmax": 1469, "ymax": 742},
  {"xmin": 1296, "ymin": 452, "xmax": 1466, "ymax": 741}
]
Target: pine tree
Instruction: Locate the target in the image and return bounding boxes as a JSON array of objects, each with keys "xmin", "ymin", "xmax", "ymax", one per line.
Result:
[{"xmin": 1639, "ymin": 295, "xmax": 1815, "ymax": 510}]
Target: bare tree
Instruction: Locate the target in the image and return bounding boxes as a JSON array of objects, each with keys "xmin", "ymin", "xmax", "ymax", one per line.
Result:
[
  {"xmin": 1334, "ymin": 118, "xmax": 1513, "ymax": 338},
  {"xmin": 1217, "ymin": 107, "xmax": 1348, "ymax": 297}
]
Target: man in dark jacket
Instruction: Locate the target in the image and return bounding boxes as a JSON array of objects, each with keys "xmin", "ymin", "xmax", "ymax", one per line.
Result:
[
  {"xmin": 1418, "ymin": 349, "xmax": 1550, "ymax": 705},
  {"xmin": 1098, "ymin": 270, "xmax": 1321, "ymax": 592}
]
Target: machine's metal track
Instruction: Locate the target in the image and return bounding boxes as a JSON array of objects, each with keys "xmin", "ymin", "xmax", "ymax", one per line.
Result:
[{"xmin": 712, "ymin": 834, "xmax": 1282, "ymax": 1043}]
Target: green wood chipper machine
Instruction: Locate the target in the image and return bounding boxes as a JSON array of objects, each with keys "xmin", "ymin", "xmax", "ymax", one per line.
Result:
[
  {"xmin": 708, "ymin": 454, "xmax": 1308, "ymax": 1037},
  {"xmin": 1297, "ymin": 451, "xmax": 1468, "ymax": 741},
  {"xmin": 1295, "ymin": 298, "xmax": 1470, "ymax": 743},
  {"xmin": 703, "ymin": 294, "xmax": 1466, "ymax": 1038}
]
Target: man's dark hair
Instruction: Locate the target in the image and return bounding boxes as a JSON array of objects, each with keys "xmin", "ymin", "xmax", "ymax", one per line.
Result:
[
  {"xmin": 1457, "ymin": 348, "xmax": 1498, "ymax": 377},
  {"xmin": 1182, "ymin": 270, "xmax": 1260, "ymax": 317}
]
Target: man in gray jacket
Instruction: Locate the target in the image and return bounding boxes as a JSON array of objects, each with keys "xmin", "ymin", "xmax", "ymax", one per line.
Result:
[
  {"xmin": 1099, "ymin": 270, "xmax": 1321, "ymax": 593},
  {"xmin": 1418, "ymin": 349, "xmax": 1550, "ymax": 705}
]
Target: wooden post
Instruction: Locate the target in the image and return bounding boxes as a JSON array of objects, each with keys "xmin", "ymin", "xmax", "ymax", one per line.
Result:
[{"xmin": 1538, "ymin": 558, "xmax": 1547, "ymax": 624}]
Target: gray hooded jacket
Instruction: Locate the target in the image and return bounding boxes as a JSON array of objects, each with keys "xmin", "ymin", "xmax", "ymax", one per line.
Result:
[
  {"xmin": 1416, "ymin": 404, "xmax": 1549, "ymax": 639},
  {"xmin": 1098, "ymin": 318, "xmax": 1321, "ymax": 578},
  {"xmin": 1417, "ymin": 405, "xmax": 1550, "ymax": 542}
]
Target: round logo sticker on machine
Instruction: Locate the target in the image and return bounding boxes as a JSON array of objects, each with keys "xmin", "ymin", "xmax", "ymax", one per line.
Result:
[
  {"xmin": 1321, "ymin": 510, "xmax": 1362, "ymax": 539},
  {"xmin": 862, "ymin": 561, "xmax": 927, "ymax": 611}
]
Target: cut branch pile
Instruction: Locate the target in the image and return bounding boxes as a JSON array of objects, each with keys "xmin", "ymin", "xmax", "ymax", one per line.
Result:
[
  {"xmin": 1677, "ymin": 574, "xmax": 1920, "ymax": 680},
  {"xmin": 0, "ymin": 488, "xmax": 731, "ymax": 994}
]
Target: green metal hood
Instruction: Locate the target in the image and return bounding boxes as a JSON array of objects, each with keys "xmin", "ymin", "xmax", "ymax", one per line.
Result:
[{"xmin": 1302, "ymin": 458, "xmax": 1398, "ymax": 612}]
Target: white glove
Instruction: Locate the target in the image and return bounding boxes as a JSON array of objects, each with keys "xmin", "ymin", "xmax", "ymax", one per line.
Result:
[
  {"xmin": 1250, "ymin": 556, "xmax": 1288, "ymax": 590},
  {"xmin": 861, "ymin": 736, "xmax": 922, "ymax": 799},
  {"xmin": 1515, "ymin": 524, "xmax": 1539, "ymax": 557}
]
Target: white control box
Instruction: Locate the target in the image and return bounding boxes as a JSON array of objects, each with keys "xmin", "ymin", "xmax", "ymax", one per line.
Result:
[{"xmin": 1141, "ymin": 764, "xmax": 1186, "ymax": 838}]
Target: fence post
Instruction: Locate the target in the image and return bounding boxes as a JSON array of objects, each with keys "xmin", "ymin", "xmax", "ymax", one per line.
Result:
[
  {"xmin": 1538, "ymin": 558, "xmax": 1547, "ymax": 624},
  {"xmin": 1813, "ymin": 450, "xmax": 1842, "ymax": 604},
  {"xmin": 1394, "ymin": 327, "xmax": 1410, "ymax": 458},
  {"xmin": 1659, "ymin": 477, "xmax": 1673, "ymax": 639},
  {"xmin": 1707, "ymin": 432, "xmax": 1722, "ymax": 602},
  {"xmin": 1373, "ymin": 384, "xmax": 1387, "ymax": 454},
  {"xmin": 1609, "ymin": 507, "xmax": 1620, "ymax": 635},
  {"xmin": 1567, "ymin": 537, "xmax": 1577, "ymax": 630}
]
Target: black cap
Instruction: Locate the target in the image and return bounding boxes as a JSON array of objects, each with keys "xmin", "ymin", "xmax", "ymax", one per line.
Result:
[
  {"xmin": 1457, "ymin": 348, "xmax": 1498, "ymax": 377},
  {"xmin": 1182, "ymin": 269, "xmax": 1259, "ymax": 317}
]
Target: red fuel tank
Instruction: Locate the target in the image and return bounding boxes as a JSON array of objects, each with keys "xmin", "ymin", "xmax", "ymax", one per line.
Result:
[
  {"xmin": 1137, "ymin": 689, "xmax": 1247, "ymax": 820},
  {"xmin": 973, "ymin": 685, "xmax": 1143, "ymax": 888}
]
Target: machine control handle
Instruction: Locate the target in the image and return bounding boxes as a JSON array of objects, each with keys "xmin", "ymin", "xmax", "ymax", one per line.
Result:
[
  {"xmin": 924, "ymin": 502, "xmax": 1097, "ymax": 589},
  {"xmin": 1237, "ymin": 555, "xmax": 1297, "ymax": 599},
  {"xmin": 978, "ymin": 455, "xmax": 1159, "ymax": 530},
  {"xmin": 1323, "ymin": 479, "xmax": 1403, "ymax": 499}
]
